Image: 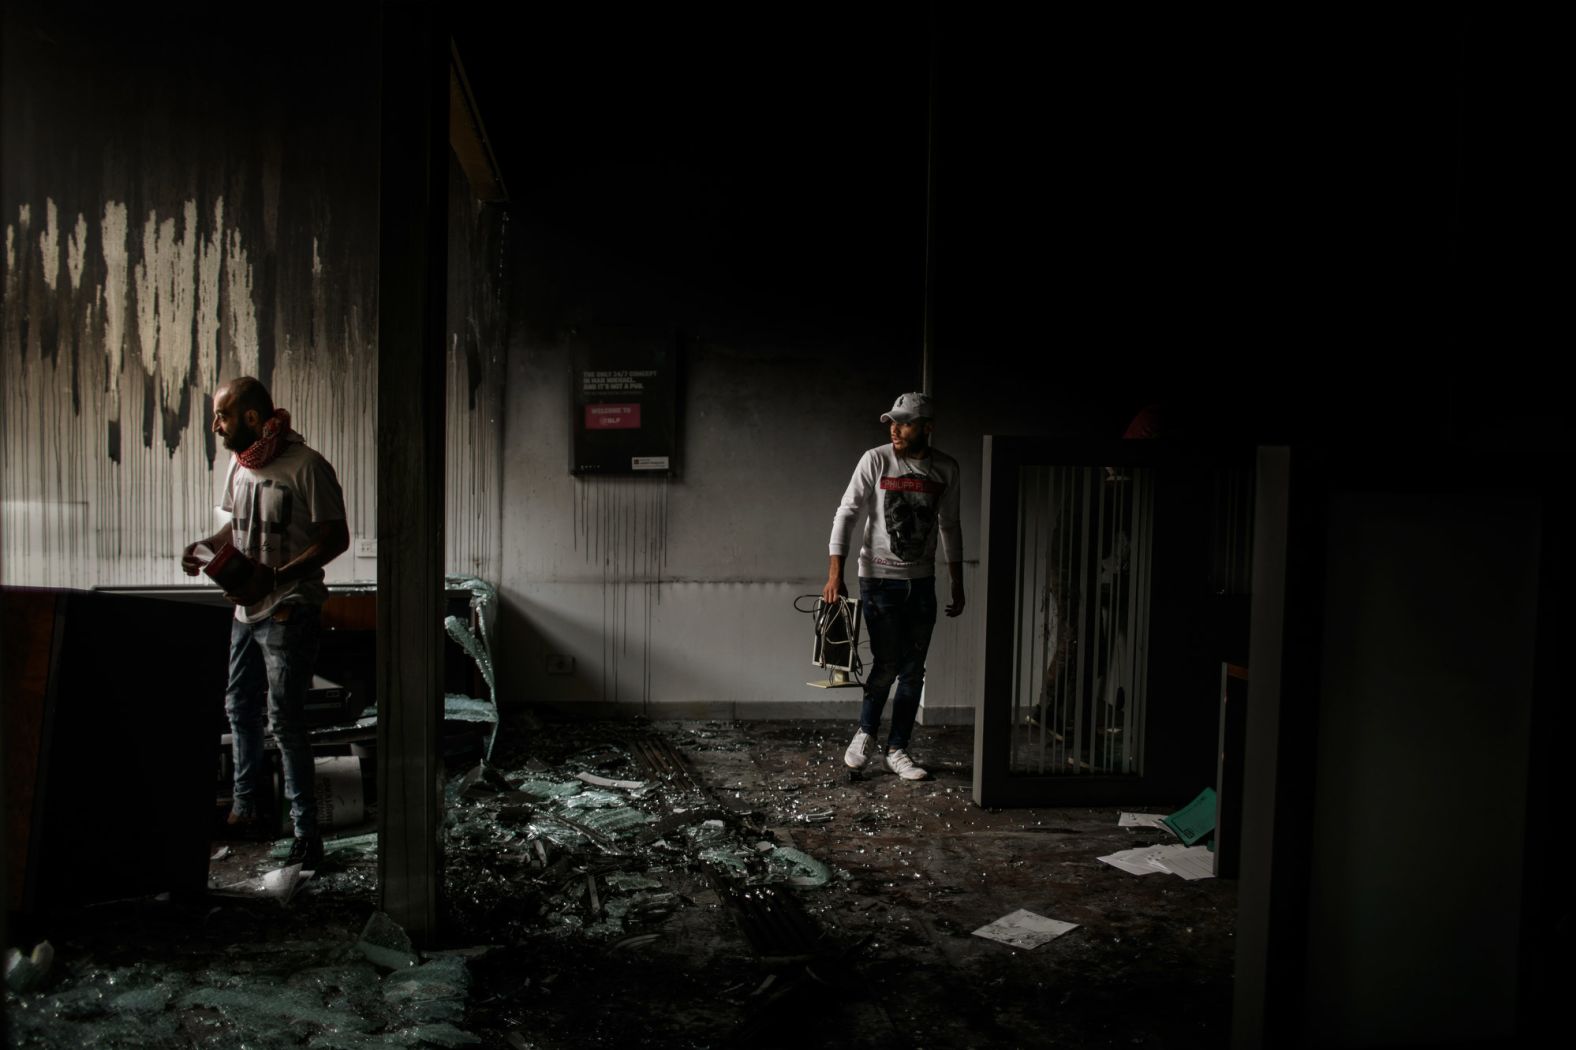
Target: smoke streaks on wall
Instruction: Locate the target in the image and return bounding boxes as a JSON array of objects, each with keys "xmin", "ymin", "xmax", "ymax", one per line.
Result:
[
  {"xmin": 574, "ymin": 476, "xmax": 669, "ymax": 710},
  {"xmin": 1, "ymin": 190, "xmax": 375, "ymax": 588},
  {"xmin": 0, "ymin": 7, "xmax": 506, "ymax": 590},
  {"xmin": 445, "ymin": 166, "xmax": 509, "ymax": 580}
]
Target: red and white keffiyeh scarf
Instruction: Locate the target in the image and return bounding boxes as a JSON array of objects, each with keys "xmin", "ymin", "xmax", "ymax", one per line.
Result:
[{"xmin": 235, "ymin": 408, "xmax": 301, "ymax": 469}]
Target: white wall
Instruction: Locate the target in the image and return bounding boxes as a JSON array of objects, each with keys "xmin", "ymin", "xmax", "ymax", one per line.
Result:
[{"xmin": 496, "ymin": 328, "xmax": 985, "ymax": 723}]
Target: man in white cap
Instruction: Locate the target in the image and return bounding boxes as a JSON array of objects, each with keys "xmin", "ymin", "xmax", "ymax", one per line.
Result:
[{"xmin": 824, "ymin": 391, "xmax": 964, "ymax": 779}]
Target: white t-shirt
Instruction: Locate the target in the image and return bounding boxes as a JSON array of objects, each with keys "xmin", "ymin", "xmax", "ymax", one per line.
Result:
[
  {"xmin": 220, "ymin": 439, "xmax": 347, "ymax": 623},
  {"xmin": 828, "ymin": 444, "xmax": 962, "ymax": 580}
]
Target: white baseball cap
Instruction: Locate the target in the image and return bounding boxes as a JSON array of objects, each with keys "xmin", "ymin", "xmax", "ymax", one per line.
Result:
[{"xmin": 881, "ymin": 392, "xmax": 934, "ymax": 424}]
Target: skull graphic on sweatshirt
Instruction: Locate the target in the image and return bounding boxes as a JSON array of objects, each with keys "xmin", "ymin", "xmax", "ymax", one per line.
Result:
[{"xmin": 881, "ymin": 472, "xmax": 940, "ymax": 563}]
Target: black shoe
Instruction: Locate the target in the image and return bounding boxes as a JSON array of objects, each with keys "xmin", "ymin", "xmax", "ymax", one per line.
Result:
[
  {"xmin": 286, "ymin": 835, "xmax": 323, "ymax": 869},
  {"xmin": 224, "ymin": 807, "xmax": 278, "ymax": 842}
]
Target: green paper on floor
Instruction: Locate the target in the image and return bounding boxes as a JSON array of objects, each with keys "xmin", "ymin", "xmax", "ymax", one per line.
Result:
[{"xmin": 1162, "ymin": 787, "xmax": 1217, "ymax": 846}]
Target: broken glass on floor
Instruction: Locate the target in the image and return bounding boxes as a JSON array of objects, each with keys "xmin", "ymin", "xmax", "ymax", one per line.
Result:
[{"xmin": 2, "ymin": 914, "xmax": 482, "ymax": 1049}]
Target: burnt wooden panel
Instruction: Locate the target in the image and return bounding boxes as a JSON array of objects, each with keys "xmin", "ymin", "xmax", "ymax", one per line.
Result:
[
  {"xmin": 3, "ymin": 589, "xmax": 59, "ymax": 912},
  {"xmin": 3, "ymin": 588, "xmax": 228, "ymax": 915},
  {"xmin": 375, "ymin": 5, "xmax": 450, "ymax": 945}
]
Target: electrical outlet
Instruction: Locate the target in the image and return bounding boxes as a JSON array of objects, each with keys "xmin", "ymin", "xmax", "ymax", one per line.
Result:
[
  {"xmin": 545, "ymin": 653, "xmax": 575, "ymax": 675},
  {"xmin": 354, "ymin": 538, "xmax": 377, "ymax": 558}
]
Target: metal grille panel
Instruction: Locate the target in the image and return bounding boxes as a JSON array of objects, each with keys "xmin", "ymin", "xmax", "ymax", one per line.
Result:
[{"xmin": 1010, "ymin": 465, "xmax": 1154, "ymax": 777}]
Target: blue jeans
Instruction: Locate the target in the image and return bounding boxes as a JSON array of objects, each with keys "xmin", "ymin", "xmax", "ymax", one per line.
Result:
[
  {"xmin": 225, "ymin": 603, "xmax": 321, "ymax": 838},
  {"xmin": 858, "ymin": 576, "xmax": 937, "ymax": 750}
]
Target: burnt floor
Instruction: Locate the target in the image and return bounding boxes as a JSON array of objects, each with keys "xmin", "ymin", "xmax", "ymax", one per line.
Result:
[{"xmin": 4, "ymin": 716, "xmax": 1235, "ymax": 1049}]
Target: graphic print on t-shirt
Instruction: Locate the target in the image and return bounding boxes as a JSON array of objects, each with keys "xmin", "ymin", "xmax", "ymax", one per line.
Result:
[
  {"xmin": 233, "ymin": 477, "xmax": 294, "ymax": 565},
  {"xmin": 880, "ymin": 472, "xmax": 945, "ymax": 563}
]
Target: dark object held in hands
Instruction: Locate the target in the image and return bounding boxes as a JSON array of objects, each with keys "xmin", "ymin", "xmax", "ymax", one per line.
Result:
[{"xmin": 203, "ymin": 543, "xmax": 256, "ymax": 593}]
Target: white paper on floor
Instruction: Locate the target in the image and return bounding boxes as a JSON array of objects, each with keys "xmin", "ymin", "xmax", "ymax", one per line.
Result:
[
  {"xmin": 971, "ymin": 909, "xmax": 1079, "ymax": 950},
  {"xmin": 1098, "ymin": 844, "xmax": 1215, "ymax": 880},
  {"xmin": 261, "ymin": 862, "xmax": 312, "ymax": 905},
  {"xmin": 1118, "ymin": 812, "xmax": 1170, "ymax": 829},
  {"xmin": 1152, "ymin": 844, "xmax": 1215, "ymax": 880},
  {"xmin": 1097, "ymin": 845, "xmax": 1173, "ymax": 875},
  {"xmin": 213, "ymin": 863, "xmax": 314, "ymax": 906}
]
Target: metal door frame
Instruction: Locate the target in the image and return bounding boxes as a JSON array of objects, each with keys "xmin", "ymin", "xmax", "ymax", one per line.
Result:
[{"xmin": 972, "ymin": 435, "xmax": 1231, "ymax": 808}]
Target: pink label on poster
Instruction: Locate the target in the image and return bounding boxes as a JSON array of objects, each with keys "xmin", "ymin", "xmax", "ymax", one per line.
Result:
[{"xmin": 585, "ymin": 403, "xmax": 642, "ymax": 429}]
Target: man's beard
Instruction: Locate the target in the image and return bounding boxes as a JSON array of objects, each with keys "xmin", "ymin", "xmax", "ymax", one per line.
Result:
[{"xmin": 222, "ymin": 423, "xmax": 258, "ymax": 452}]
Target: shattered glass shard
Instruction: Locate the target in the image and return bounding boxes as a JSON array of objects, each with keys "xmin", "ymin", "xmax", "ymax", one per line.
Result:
[
  {"xmin": 766, "ymin": 846, "xmax": 833, "ymax": 888},
  {"xmin": 698, "ymin": 846, "xmax": 752, "ymax": 876},
  {"xmin": 605, "ymin": 873, "xmax": 664, "ymax": 893},
  {"xmin": 356, "ymin": 912, "xmax": 419, "ymax": 971},
  {"xmin": 108, "ymin": 982, "xmax": 178, "ymax": 1014},
  {"xmin": 444, "ymin": 693, "xmax": 498, "ymax": 726},
  {"xmin": 390, "ymin": 1022, "xmax": 484, "ymax": 1047},
  {"xmin": 557, "ymin": 787, "xmax": 628, "ymax": 810},
  {"xmin": 175, "ymin": 984, "xmax": 375, "ymax": 1031},
  {"xmin": 511, "ymin": 778, "xmax": 586, "ymax": 802},
  {"xmin": 575, "ymin": 806, "xmax": 656, "ymax": 837},
  {"xmin": 381, "ymin": 957, "xmax": 469, "ymax": 1004}
]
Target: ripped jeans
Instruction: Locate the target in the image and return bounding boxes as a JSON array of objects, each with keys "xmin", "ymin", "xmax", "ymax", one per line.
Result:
[
  {"xmin": 858, "ymin": 576, "xmax": 937, "ymax": 750},
  {"xmin": 225, "ymin": 603, "xmax": 321, "ymax": 839}
]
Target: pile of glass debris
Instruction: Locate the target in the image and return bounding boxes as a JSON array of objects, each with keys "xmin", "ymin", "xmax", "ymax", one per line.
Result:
[
  {"xmin": 440, "ymin": 736, "xmax": 842, "ymax": 948},
  {"xmin": 3, "ymin": 911, "xmax": 482, "ymax": 1049}
]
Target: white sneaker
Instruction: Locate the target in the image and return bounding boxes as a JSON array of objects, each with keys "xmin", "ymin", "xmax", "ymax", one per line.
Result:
[
  {"xmin": 844, "ymin": 729, "xmax": 874, "ymax": 770},
  {"xmin": 885, "ymin": 748, "xmax": 928, "ymax": 780}
]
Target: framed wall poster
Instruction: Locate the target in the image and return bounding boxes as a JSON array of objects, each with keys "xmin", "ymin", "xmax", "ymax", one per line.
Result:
[{"xmin": 570, "ymin": 330, "xmax": 680, "ymax": 476}]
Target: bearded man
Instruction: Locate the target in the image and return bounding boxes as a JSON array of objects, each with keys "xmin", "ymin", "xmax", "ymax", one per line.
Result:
[
  {"xmin": 183, "ymin": 376, "xmax": 349, "ymax": 869},
  {"xmin": 824, "ymin": 392, "xmax": 964, "ymax": 780}
]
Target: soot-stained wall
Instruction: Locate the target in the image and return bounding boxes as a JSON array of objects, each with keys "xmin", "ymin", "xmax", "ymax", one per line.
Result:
[
  {"xmin": 483, "ymin": 5, "xmax": 1558, "ymax": 718},
  {"xmin": 483, "ymin": 10, "xmax": 1229, "ymax": 717},
  {"xmin": 482, "ymin": 10, "xmax": 1167, "ymax": 717},
  {"xmin": 1, "ymin": 7, "xmax": 506, "ymax": 588},
  {"xmin": 484, "ymin": 8, "xmax": 954, "ymax": 717}
]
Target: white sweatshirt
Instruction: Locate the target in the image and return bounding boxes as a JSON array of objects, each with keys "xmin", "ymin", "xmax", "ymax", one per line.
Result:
[{"xmin": 828, "ymin": 444, "xmax": 962, "ymax": 580}]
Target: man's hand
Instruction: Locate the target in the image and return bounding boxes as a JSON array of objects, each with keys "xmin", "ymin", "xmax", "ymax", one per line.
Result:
[
  {"xmin": 823, "ymin": 554, "xmax": 848, "ymax": 607},
  {"xmin": 181, "ymin": 541, "xmax": 206, "ymax": 577},
  {"xmin": 183, "ymin": 524, "xmax": 232, "ymax": 577},
  {"xmin": 945, "ymin": 585, "xmax": 966, "ymax": 617},
  {"xmin": 224, "ymin": 561, "xmax": 275, "ymax": 607}
]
